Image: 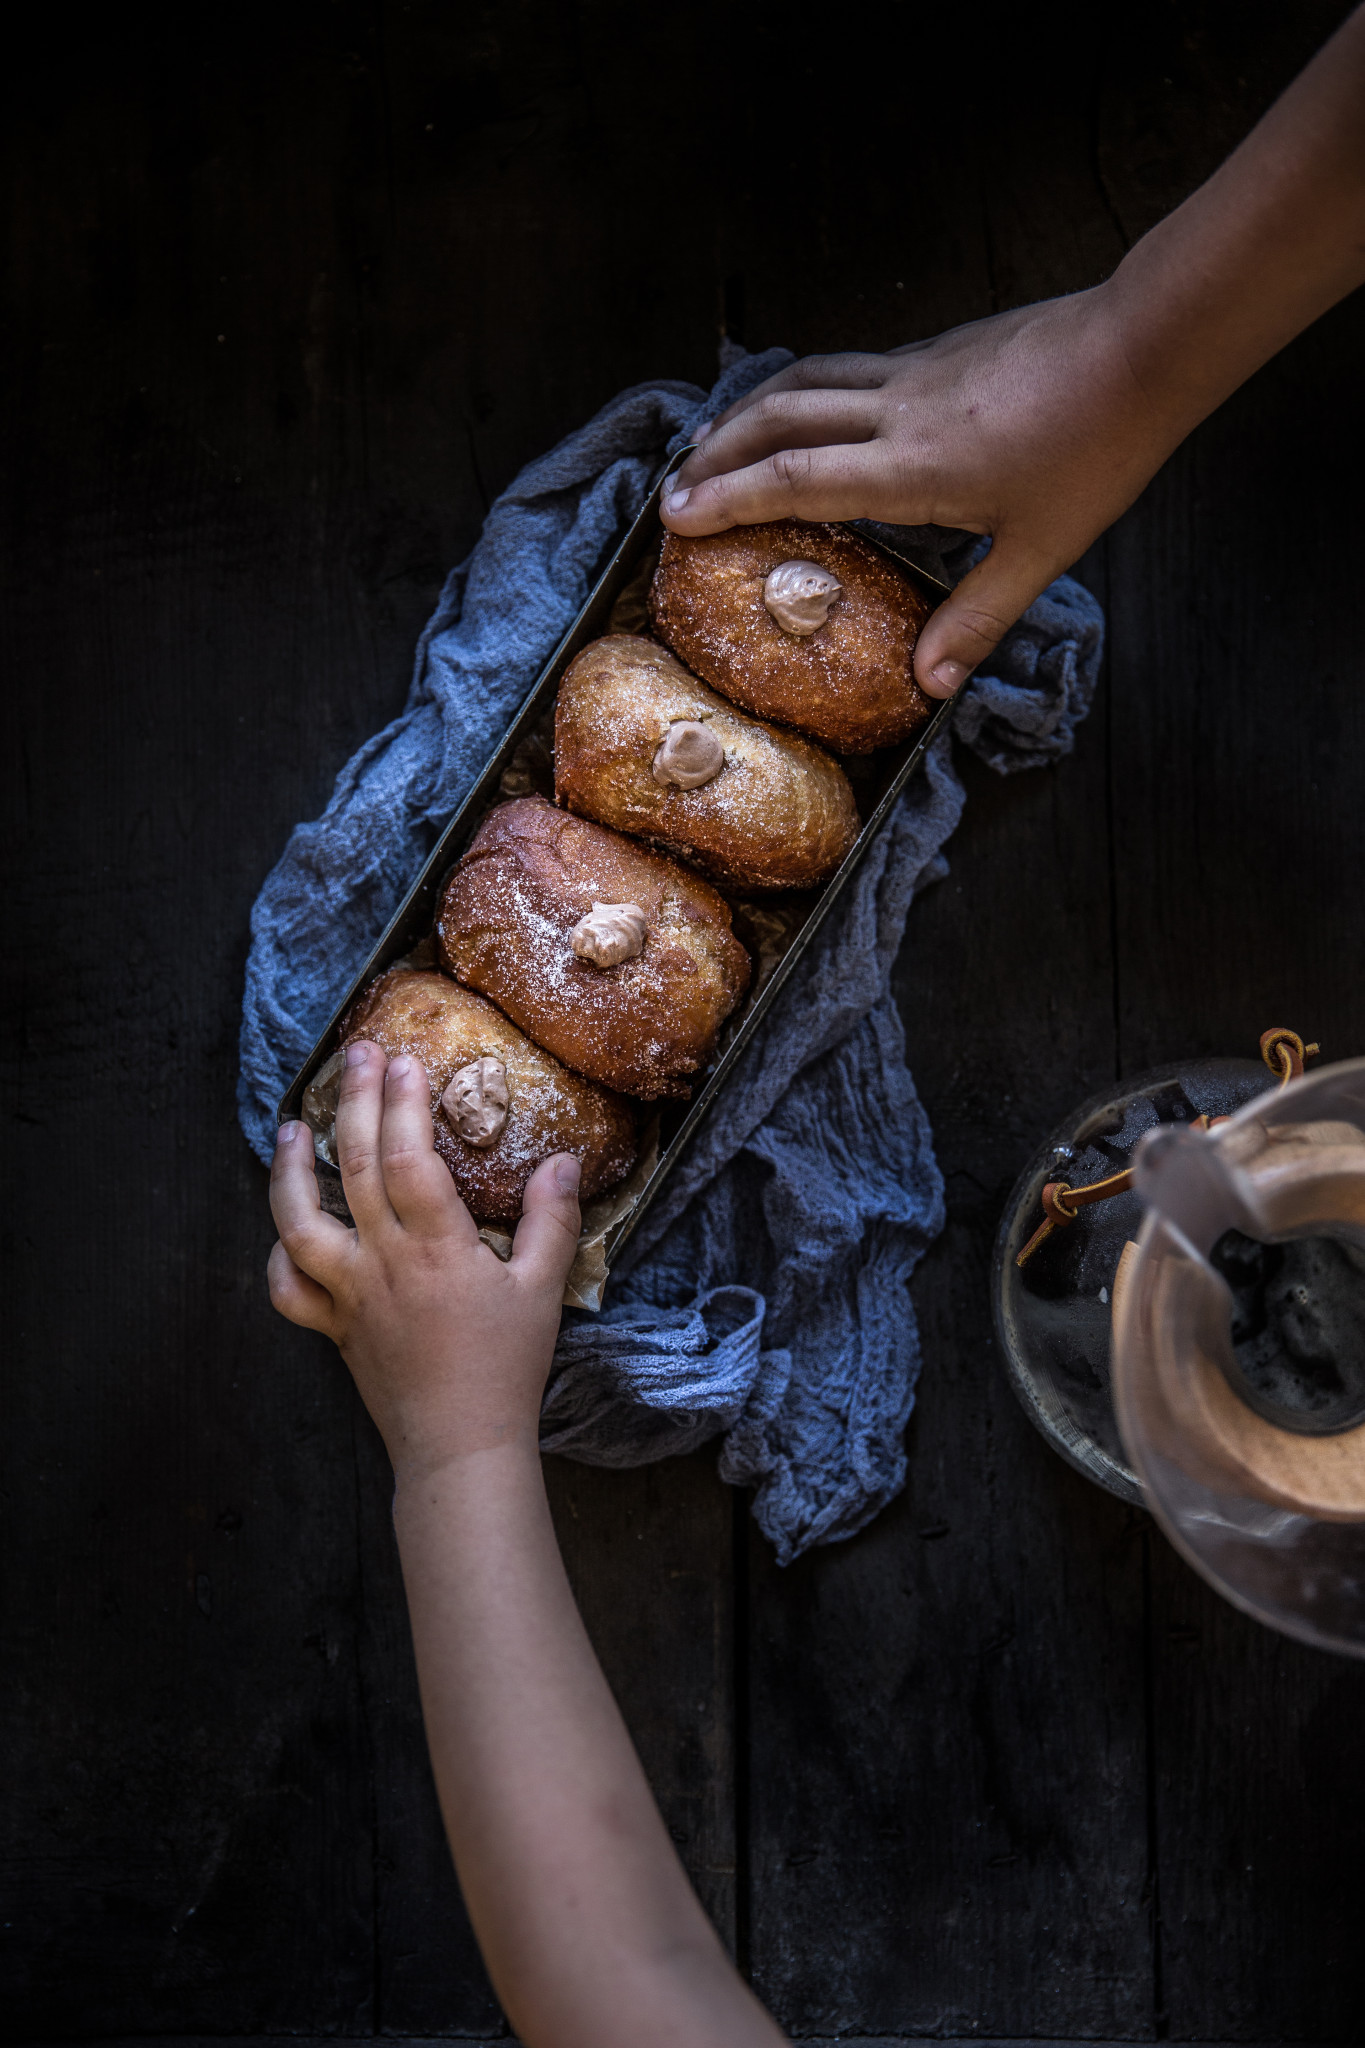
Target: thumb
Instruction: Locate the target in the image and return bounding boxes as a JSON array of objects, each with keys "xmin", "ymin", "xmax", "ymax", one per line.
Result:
[
  {"xmin": 510, "ymin": 1153, "xmax": 583, "ymax": 1294},
  {"xmin": 914, "ymin": 538, "xmax": 1054, "ymax": 699}
]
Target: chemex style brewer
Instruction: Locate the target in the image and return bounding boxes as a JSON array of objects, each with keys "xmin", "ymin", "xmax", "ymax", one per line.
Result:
[{"xmin": 995, "ymin": 1033, "xmax": 1365, "ymax": 1656}]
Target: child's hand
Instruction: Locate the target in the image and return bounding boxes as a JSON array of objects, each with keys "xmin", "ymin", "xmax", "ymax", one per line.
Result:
[
  {"xmin": 663, "ymin": 284, "xmax": 1176, "ymax": 700},
  {"xmin": 267, "ymin": 1041, "xmax": 582, "ymax": 1478},
  {"xmin": 270, "ymin": 1060, "xmax": 791, "ymax": 2048}
]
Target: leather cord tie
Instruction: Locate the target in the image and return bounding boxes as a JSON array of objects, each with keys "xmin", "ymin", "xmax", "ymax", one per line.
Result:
[
  {"xmin": 1260, "ymin": 1026, "xmax": 1318, "ymax": 1087},
  {"xmin": 1014, "ymin": 1027, "xmax": 1320, "ymax": 1270}
]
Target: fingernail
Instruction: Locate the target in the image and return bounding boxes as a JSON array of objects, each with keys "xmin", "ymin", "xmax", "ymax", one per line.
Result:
[
  {"xmin": 389, "ymin": 1053, "xmax": 413, "ymax": 1080},
  {"xmin": 929, "ymin": 660, "xmax": 969, "ymax": 695},
  {"xmin": 663, "ymin": 487, "xmax": 691, "ymax": 514},
  {"xmin": 277, "ymin": 1119, "xmax": 303, "ymax": 1145},
  {"xmin": 345, "ymin": 1041, "xmax": 370, "ymax": 1066},
  {"xmin": 554, "ymin": 1154, "xmax": 582, "ymax": 1194},
  {"xmin": 693, "ymin": 419, "xmax": 713, "ymax": 441}
]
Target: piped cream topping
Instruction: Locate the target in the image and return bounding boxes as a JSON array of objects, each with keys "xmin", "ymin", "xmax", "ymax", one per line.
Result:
[
  {"xmin": 652, "ymin": 718, "xmax": 725, "ymax": 790},
  {"xmin": 442, "ymin": 1056, "xmax": 510, "ymax": 1148},
  {"xmin": 762, "ymin": 559, "xmax": 842, "ymax": 635},
  {"xmin": 570, "ymin": 901, "xmax": 648, "ymax": 968}
]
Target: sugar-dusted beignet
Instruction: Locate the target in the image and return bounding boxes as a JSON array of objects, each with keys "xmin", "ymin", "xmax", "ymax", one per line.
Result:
[
  {"xmin": 553, "ymin": 634, "xmax": 860, "ymax": 889},
  {"xmin": 340, "ymin": 969, "xmax": 636, "ymax": 1222},
  {"xmin": 436, "ymin": 796, "xmax": 751, "ymax": 1099},
  {"xmin": 649, "ymin": 518, "xmax": 935, "ymax": 753}
]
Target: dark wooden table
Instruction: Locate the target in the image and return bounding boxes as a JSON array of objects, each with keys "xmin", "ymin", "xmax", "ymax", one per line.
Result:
[{"xmin": 5, "ymin": 3, "xmax": 1364, "ymax": 2040}]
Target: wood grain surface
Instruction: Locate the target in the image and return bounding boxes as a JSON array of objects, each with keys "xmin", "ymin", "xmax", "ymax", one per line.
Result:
[{"xmin": 4, "ymin": 1, "xmax": 1364, "ymax": 2040}]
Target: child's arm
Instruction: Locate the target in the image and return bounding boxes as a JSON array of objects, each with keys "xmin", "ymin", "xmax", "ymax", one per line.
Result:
[
  {"xmin": 268, "ymin": 1041, "xmax": 786, "ymax": 2048},
  {"xmin": 663, "ymin": 3, "xmax": 1365, "ymax": 699}
]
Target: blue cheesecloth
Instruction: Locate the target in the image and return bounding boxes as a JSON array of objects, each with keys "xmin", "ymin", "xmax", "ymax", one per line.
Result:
[{"xmin": 238, "ymin": 347, "xmax": 1104, "ymax": 1564}]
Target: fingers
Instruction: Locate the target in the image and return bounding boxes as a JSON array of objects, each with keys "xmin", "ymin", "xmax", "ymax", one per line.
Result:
[
  {"xmin": 380, "ymin": 1054, "xmax": 480, "ymax": 1244},
  {"xmin": 334, "ymin": 1041, "xmax": 398, "ymax": 1232},
  {"xmin": 662, "ymin": 440, "xmax": 913, "ymax": 536},
  {"xmin": 674, "ymin": 387, "xmax": 883, "ymax": 493},
  {"xmin": 914, "ymin": 538, "xmax": 1056, "ymax": 698},
  {"xmin": 510, "ymin": 1154, "xmax": 583, "ymax": 1294},
  {"xmin": 269, "ymin": 1119, "xmax": 354, "ymax": 1286},
  {"xmin": 705, "ymin": 351, "xmax": 891, "ymax": 436},
  {"xmin": 267, "ymin": 1239, "xmax": 337, "ymax": 1335}
]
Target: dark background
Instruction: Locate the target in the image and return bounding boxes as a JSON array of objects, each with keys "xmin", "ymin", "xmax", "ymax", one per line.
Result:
[{"xmin": 4, "ymin": 1, "xmax": 1364, "ymax": 2041}]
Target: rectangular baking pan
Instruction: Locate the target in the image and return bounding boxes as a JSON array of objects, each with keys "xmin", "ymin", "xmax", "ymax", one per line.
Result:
[{"xmin": 278, "ymin": 455, "xmax": 955, "ymax": 1275}]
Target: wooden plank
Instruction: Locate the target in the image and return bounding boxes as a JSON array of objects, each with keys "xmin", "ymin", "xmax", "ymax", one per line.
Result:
[
  {"xmin": 743, "ymin": 686, "xmax": 1152, "ymax": 2038},
  {"xmin": 15, "ymin": 2038, "xmax": 1324, "ymax": 2048},
  {"xmin": 546, "ymin": 1457, "xmax": 737, "ymax": 1947},
  {"xmin": 0, "ymin": 13, "xmax": 398, "ymax": 2019},
  {"xmin": 1097, "ymin": 9, "xmax": 1365, "ymax": 2038},
  {"xmin": 732, "ymin": 1, "xmax": 1155, "ymax": 2032},
  {"xmin": 0, "ymin": 8, "xmax": 444, "ymax": 2034},
  {"xmin": 327, "ymin": 7, "xmax": 741, "ymax": 2029},
  {"xmin": 342, "ymin": 0, "xmax": 722, "ymax": 532},
  {"xmin": 0, "ymin": 2, "xmax": 736, "ymax": 2034},
  {"xmin": 1105, "ymin": 305, "xmax": 1365, "ymax": 2048},
  {"xmin": 1146, "ymin": 1545, "xmax": 1365, "ymax": 2044},
  {"xmin": 14, "ymin": 2038, "xmax": 1321, "ymax": 2048},
  {"xmin": 357, "ymin": 1452, "xmax": 736, "ymax": 2033},
  {"xmin": 1093, "ymin": 1, "xmax": 1356, "ymax": 249},
  {"xmin": 8, "ymin": 0, "xmax": 1365, "ymax": 2038}
]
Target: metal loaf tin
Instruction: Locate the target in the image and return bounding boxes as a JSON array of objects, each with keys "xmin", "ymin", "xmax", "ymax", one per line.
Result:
[{"xmin": 278, "ymin": 455, "xmax": 955, "ymax": 1280}]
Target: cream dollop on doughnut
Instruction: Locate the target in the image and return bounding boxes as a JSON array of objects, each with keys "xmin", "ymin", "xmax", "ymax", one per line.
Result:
[
  {"xmin": 441, "ymin": 1056, "xmax": 510, "ymax": 1148},
  {"xmin": 652, "ymin": 718, "xmax": 725, "ymax": 789},
  {"xmin": 762, "ymin": 559, "xmax": 843, "ymax": 636},
  {"xmin": 569, "ymin": 901, "xmax": 648, "ymax": 969}
]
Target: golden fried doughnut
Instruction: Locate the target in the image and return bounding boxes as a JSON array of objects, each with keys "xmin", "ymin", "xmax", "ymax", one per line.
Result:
[
  {"xmin": 340, "ymin": 968, "xmax": 636, "ymax": 1223},
  {"xmin": 435, "ymin": 796, "xmax": 751, "ymax": 1099},
  {"xmin": 553, "ymin": 634, "xmax": 860, "ymax": 888},
  {"xmin": 649, "ymin": 518, "xmax": 935, "ymax": 753}
]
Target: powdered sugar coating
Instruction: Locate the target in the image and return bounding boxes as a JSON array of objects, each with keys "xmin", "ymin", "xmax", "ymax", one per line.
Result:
[
  {"xmin": 342, "ymin": 969, "xmax": 636, "ymax": 1221},
  {"xmin": 554, "ymin": 635, "xmax": 859, "ymax": 889},
  {"xmin": 436, "ymin": 796, "xmax": 750, "ymax": 1099},
  {"xmin": 649, "ymin": 518, "xmax": 934, "ymax": 753}
]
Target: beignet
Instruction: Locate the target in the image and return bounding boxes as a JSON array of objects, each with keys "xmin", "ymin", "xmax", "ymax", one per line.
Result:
[
  {"xmin": 341, "ymin": 969, "xmax": 636, "ymax": 1222},
  {"xmin": 436, "ymin": 796, "xmax": 751, "ymax": 1099},
  {"xmin": 554, "ymin": 635, "xmax": 860, "ymax": 889},
  {"xmin": 649, "ymin": 519, "xmax": 935, "ymax": 753}
]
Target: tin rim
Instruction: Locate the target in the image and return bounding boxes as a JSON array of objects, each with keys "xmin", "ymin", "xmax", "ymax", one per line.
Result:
[{"xmin": 277, "ymin": 453, "xmax": 957, "ymax": 1279}]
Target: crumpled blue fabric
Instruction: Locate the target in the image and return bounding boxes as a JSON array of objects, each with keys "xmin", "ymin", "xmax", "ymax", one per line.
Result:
[{"xmin": 239, "ymin": 347, "xmax": 1104, "ymax": 1563}]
